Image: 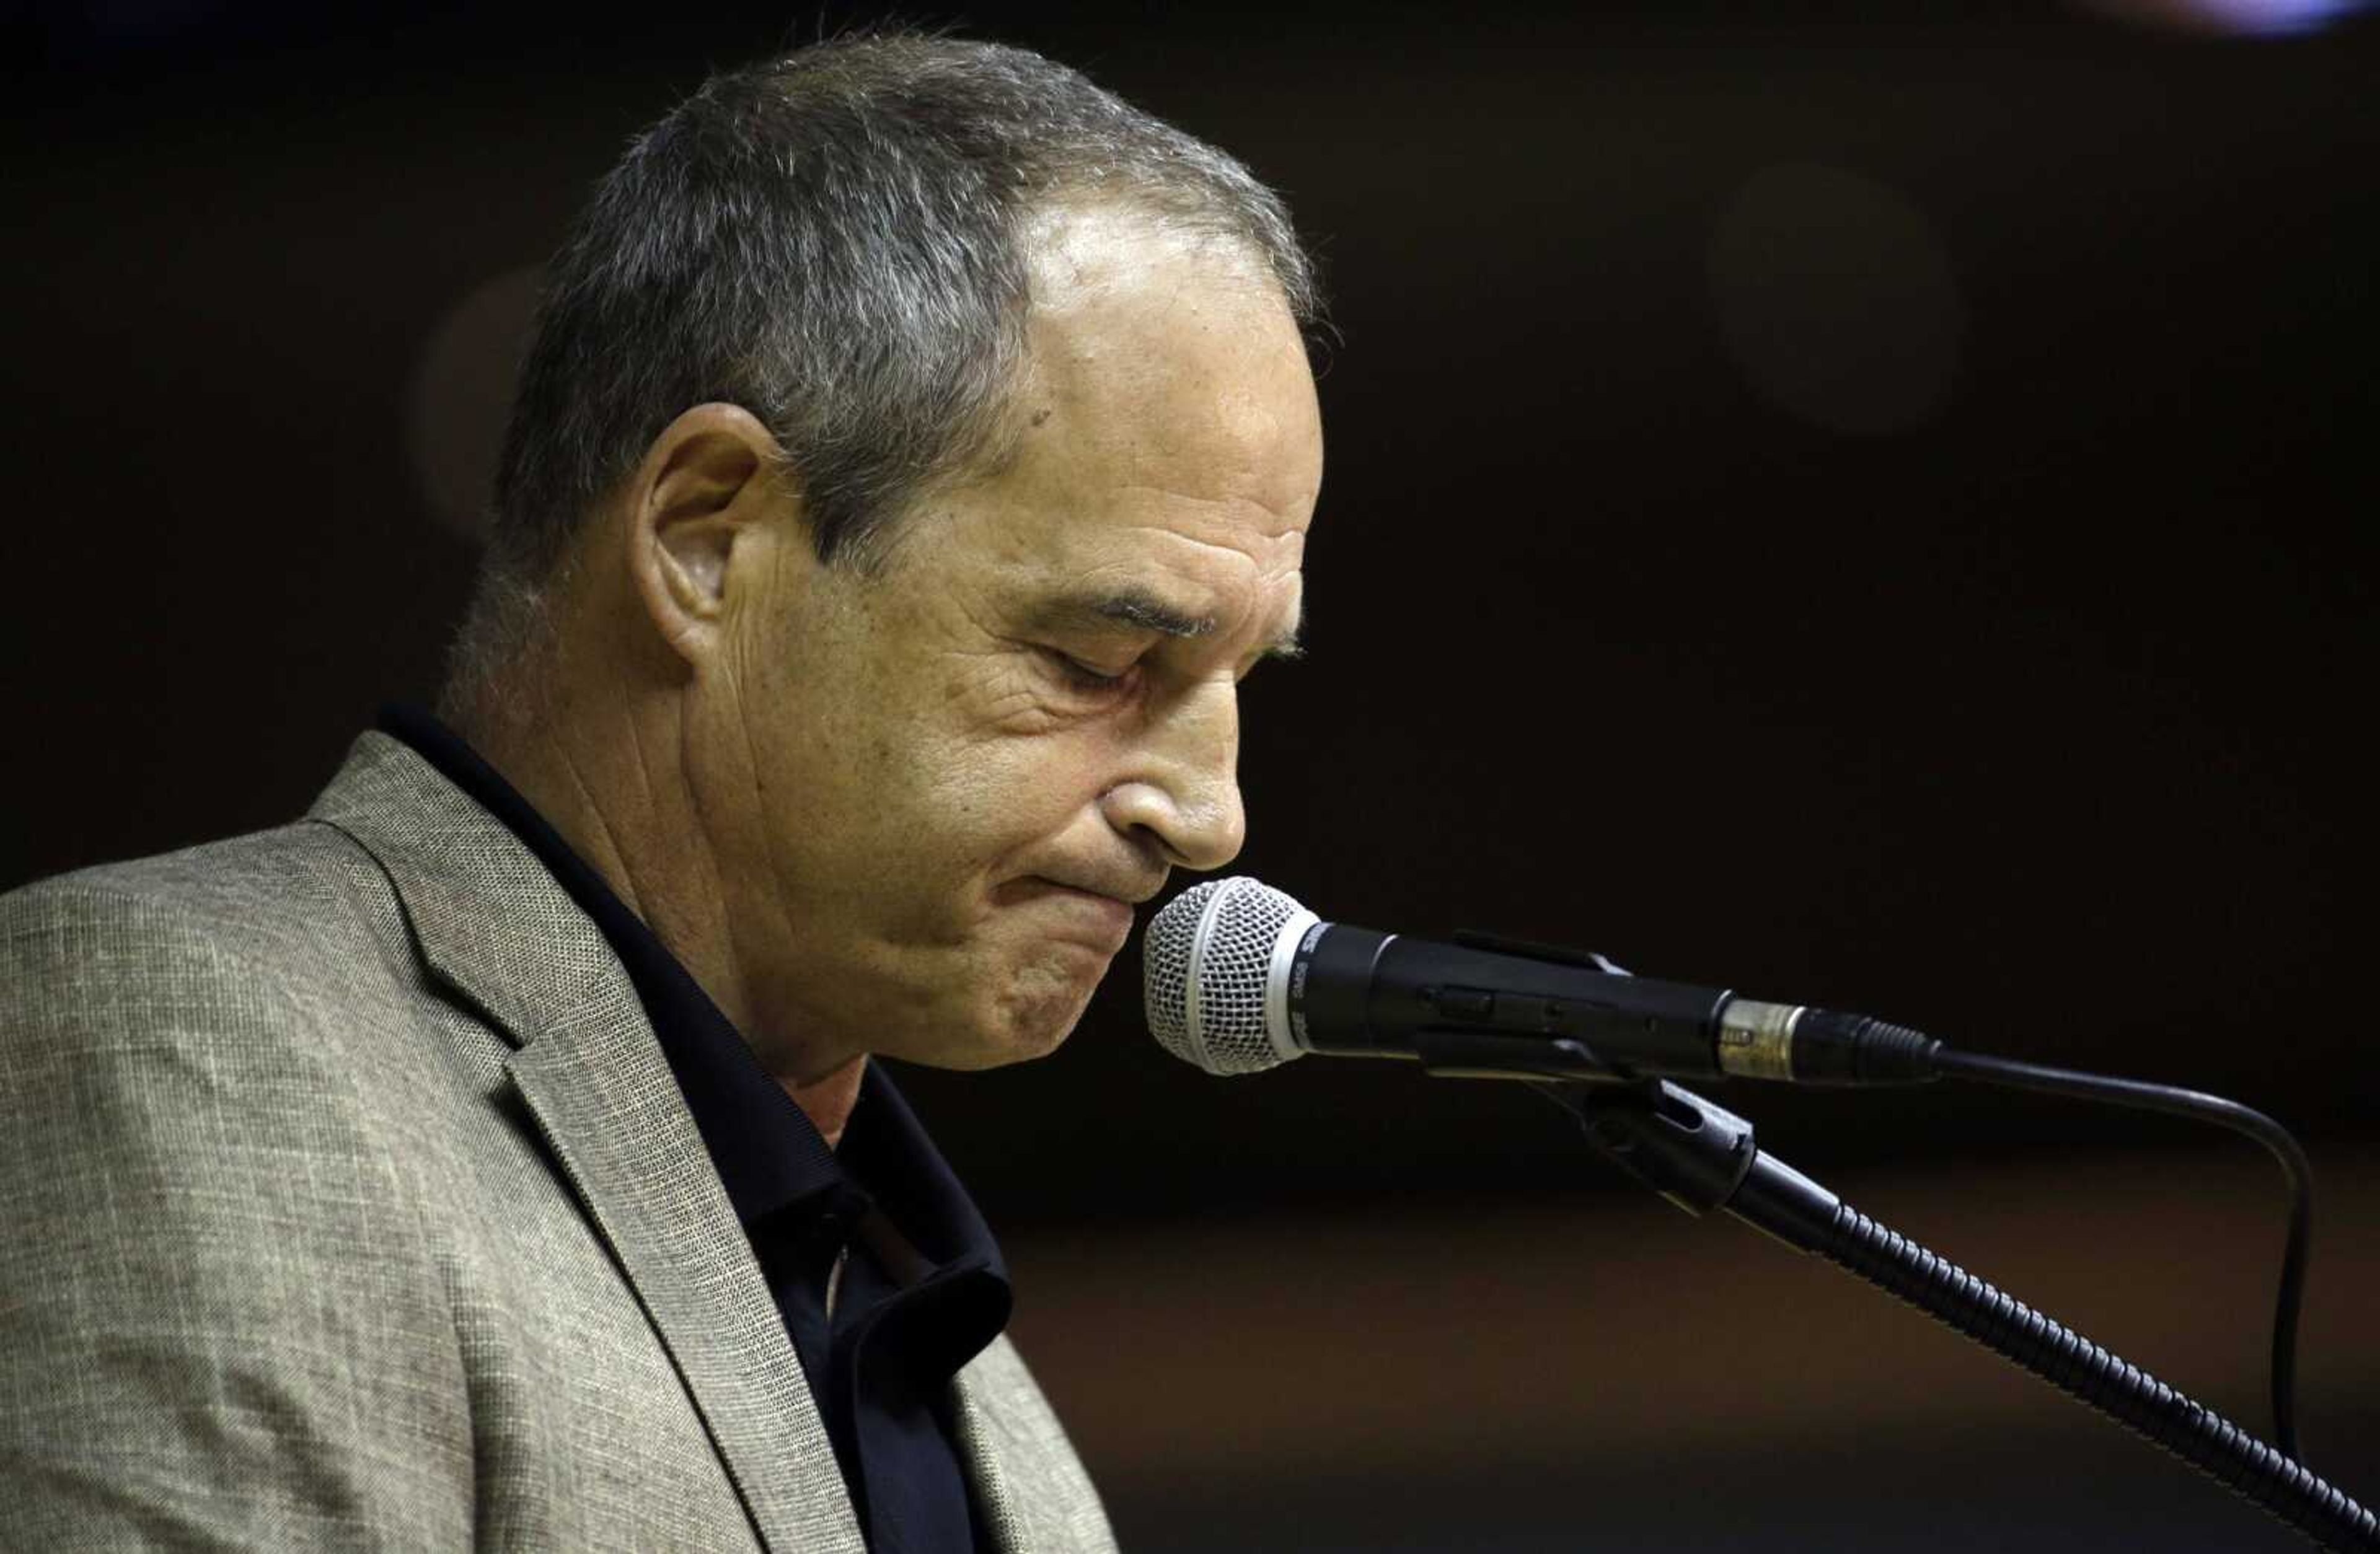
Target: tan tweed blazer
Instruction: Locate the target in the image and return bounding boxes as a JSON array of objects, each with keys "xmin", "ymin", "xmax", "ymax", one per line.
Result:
[{"xmin": 0, "ymin": 732, "xmax": 1116, "ymax": 1553}]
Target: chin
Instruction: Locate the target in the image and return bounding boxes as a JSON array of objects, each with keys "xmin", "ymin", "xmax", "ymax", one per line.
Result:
[
  {"xmin": 965, "ymin": 960, "xmax": 1102, "ymax": 1068},
  {"xmin": 889, "ymin": 941, "xmax": 1110, "ymax": 1070},
  {"xmin": 979, "ymin": 1001, "xmax": 1088, "ymax": 1068},
  {"xmin": 911, "ymin": 1016, "xmax": 1077, "ymax": 1072}
]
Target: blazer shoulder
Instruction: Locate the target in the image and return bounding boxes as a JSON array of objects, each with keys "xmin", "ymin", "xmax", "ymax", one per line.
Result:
[
  {"xmin": 4, "ymin": 815, "xmax": 389, "ymax": 931},
  {"xmin": 0, "ymin": 822, "xmax": 449, "ymax": 1118},
  {"xmin": 0, "ymin": 824, "xmax": 482, "ymax": 1551},
  {"xmin": 1, "ymin": 819, "xmax": 413, "ymax": 1024}
]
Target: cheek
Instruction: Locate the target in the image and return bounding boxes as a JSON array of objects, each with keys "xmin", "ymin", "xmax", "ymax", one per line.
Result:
[
  {"xmin": 928, "ymin": 732, "xmax": 1113, "ymax": 856},
  {"xmin": 819, "ymin": 651, "xmax": 1130, "ymax": 910},
  {"xmin": 919, "ymin": 672, "xmax": 1121, "ymax": 834},
  {"xmin": 831, "ymin": 729, "xmax": 1115, "ymax": 944}
]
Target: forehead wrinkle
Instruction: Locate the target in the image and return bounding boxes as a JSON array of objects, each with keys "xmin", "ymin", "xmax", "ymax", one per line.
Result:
[
  {"xmin": 1106, "ymin": 482, "xmax": 1316, "ymax": 541},
  {"xmin": 1102, "ymin": 518, "xmax": 1308, "ymax": 588}
]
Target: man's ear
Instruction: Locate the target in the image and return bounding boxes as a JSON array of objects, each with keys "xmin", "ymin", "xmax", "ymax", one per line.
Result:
[{"xmin": 624, "ymin": 402, "xmax": 801, "ymax": 664}]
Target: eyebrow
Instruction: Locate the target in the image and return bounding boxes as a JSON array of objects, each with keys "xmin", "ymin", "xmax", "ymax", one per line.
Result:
[{"xmin": 1042, "ymin": 587, "xmax": 1305, "ymax": 660}]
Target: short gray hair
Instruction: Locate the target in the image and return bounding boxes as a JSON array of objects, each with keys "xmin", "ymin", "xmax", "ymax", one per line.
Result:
[{"xmin": 441, "ymin": 31, "xmax": 1318, "ymax": 722}]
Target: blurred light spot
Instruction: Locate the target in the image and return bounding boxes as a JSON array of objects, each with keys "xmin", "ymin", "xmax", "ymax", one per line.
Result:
[
  {"xmin": 1707, "ymin": 163, "xmax": 1965, "ymax": 437},
  {"xmin": 2073, "ymin": 0, "xmax": 2368, "ymax": 33},
  {"xmin": 408, "ymin": 266, "xmax": 541, "ymax": 543}
]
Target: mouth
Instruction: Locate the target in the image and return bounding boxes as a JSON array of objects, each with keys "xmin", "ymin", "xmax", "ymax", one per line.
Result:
[{"xmin": 994, "ymin": 877, "xmax": 1142, "ymax": 953}]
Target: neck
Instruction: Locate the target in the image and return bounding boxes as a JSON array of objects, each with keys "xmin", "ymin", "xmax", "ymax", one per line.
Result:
[
  {"xmin": 452, "ymin": 659, "xmax": 866, "ymax": 1148},
  {"xmin": 780, "ymin": 1059, "xmax": 869, "ymax": 1149}
]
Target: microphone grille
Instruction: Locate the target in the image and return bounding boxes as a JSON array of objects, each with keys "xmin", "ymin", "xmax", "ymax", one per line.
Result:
[
  {"xmin": 1143, "ymin": 876, "xmax": 1312, "ymax": 1076},
  {"xmin": 1142, "ymin": 879, "xmax": 1219, "ymax": 1062}
]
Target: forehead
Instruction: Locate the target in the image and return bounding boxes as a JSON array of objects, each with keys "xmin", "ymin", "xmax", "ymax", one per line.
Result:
[{"xmin": 937, "ymin": 205, "xmax": 1323, "ymax": 622}]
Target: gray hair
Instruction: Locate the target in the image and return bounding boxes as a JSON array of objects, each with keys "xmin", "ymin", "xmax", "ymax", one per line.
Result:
[{"xmin": 440, "ymin": 30, "xmax": 1319, "ymax": 724}]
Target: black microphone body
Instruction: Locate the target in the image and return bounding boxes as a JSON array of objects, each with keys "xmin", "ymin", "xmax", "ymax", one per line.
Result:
[
  {"xmin": 1144, "ymin": 877, "xmax": 1942, "ymax": 1084},
  {"xmin": 1295, "ymin": 920, "xmax": 1937, "ymax": 1084},
  {"xmin": 1293, "ymin": 922, "xmax": 1732, "ymax": 1078}
]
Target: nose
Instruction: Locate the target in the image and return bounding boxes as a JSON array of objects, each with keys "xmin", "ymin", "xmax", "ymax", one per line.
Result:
[{"xmin": 1101, "ymin": 677, "xmax": 1247, "ymax": 872}]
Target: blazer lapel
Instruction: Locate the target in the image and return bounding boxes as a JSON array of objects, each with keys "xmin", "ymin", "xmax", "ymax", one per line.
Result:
[
  {"xmin": 951, "ymin": 1338, "xmax": 1119, "ymax": 1554},
  {"xmin": 506, "ymin": 1025, "xmax": 865, "ymax": 1554},
  {"xmin": 952, "ymin": 1367, "xmax": 1028, "ymax": 1554},
  {"xmin": 309, "ymin": 732, "xmax": 866, "ymax": 1554}
]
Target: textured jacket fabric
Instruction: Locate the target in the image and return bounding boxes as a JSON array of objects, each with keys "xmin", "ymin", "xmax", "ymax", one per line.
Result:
[{"xmin": 0, "ymin": 731, "xmax": 1116, "ymax": 1553}]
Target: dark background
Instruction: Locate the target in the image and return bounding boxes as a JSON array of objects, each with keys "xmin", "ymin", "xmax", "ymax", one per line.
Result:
[{"xmin": 7, "ymin": 3, "xmax": 2376, "ymax": 1548}]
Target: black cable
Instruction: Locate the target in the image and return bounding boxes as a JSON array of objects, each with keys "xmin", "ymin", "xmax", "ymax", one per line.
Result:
[{"xmin": 1930, "ymin": 1046, "xmax": 2312, "ymax": 1467}]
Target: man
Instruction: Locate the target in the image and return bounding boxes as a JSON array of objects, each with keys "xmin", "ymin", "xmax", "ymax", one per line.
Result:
[{"xmin": 0, "ymin": 32, "xmax": 1323, "ymax": 1552}]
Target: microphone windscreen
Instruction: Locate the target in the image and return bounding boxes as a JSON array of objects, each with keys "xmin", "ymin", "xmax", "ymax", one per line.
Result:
[{"xmin": 1142, "ymin": 876, "xmax": 1313, "ymax": 1076}]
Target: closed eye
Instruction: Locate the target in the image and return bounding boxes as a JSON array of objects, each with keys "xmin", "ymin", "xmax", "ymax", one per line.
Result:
[{"xmin": 1042, "ymin": 648, "xmax": 1139, "ymax": 696}]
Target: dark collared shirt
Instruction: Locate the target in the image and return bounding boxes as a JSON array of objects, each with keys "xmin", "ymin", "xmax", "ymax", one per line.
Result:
[{"xmin": 382, "ymin": 705, "xmax": 1009, "ymax": 1554}]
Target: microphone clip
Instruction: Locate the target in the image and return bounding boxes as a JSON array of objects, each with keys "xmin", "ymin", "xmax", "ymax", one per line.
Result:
[{"xmin": 1548, "ymin": 1080, "xmax": 1760, "ymax": 1217}]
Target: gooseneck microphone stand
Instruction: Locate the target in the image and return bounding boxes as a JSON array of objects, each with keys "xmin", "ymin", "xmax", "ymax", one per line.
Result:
[{"xmin": 1540, "ymin": 1079, "xmax": 2379, "ymax": 1553}]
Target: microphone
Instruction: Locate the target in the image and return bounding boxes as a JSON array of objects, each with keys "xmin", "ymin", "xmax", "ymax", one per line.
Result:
[{"xmin": 1142, "ymin": 876, "xmax": 1942, "ymax": 1086}]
